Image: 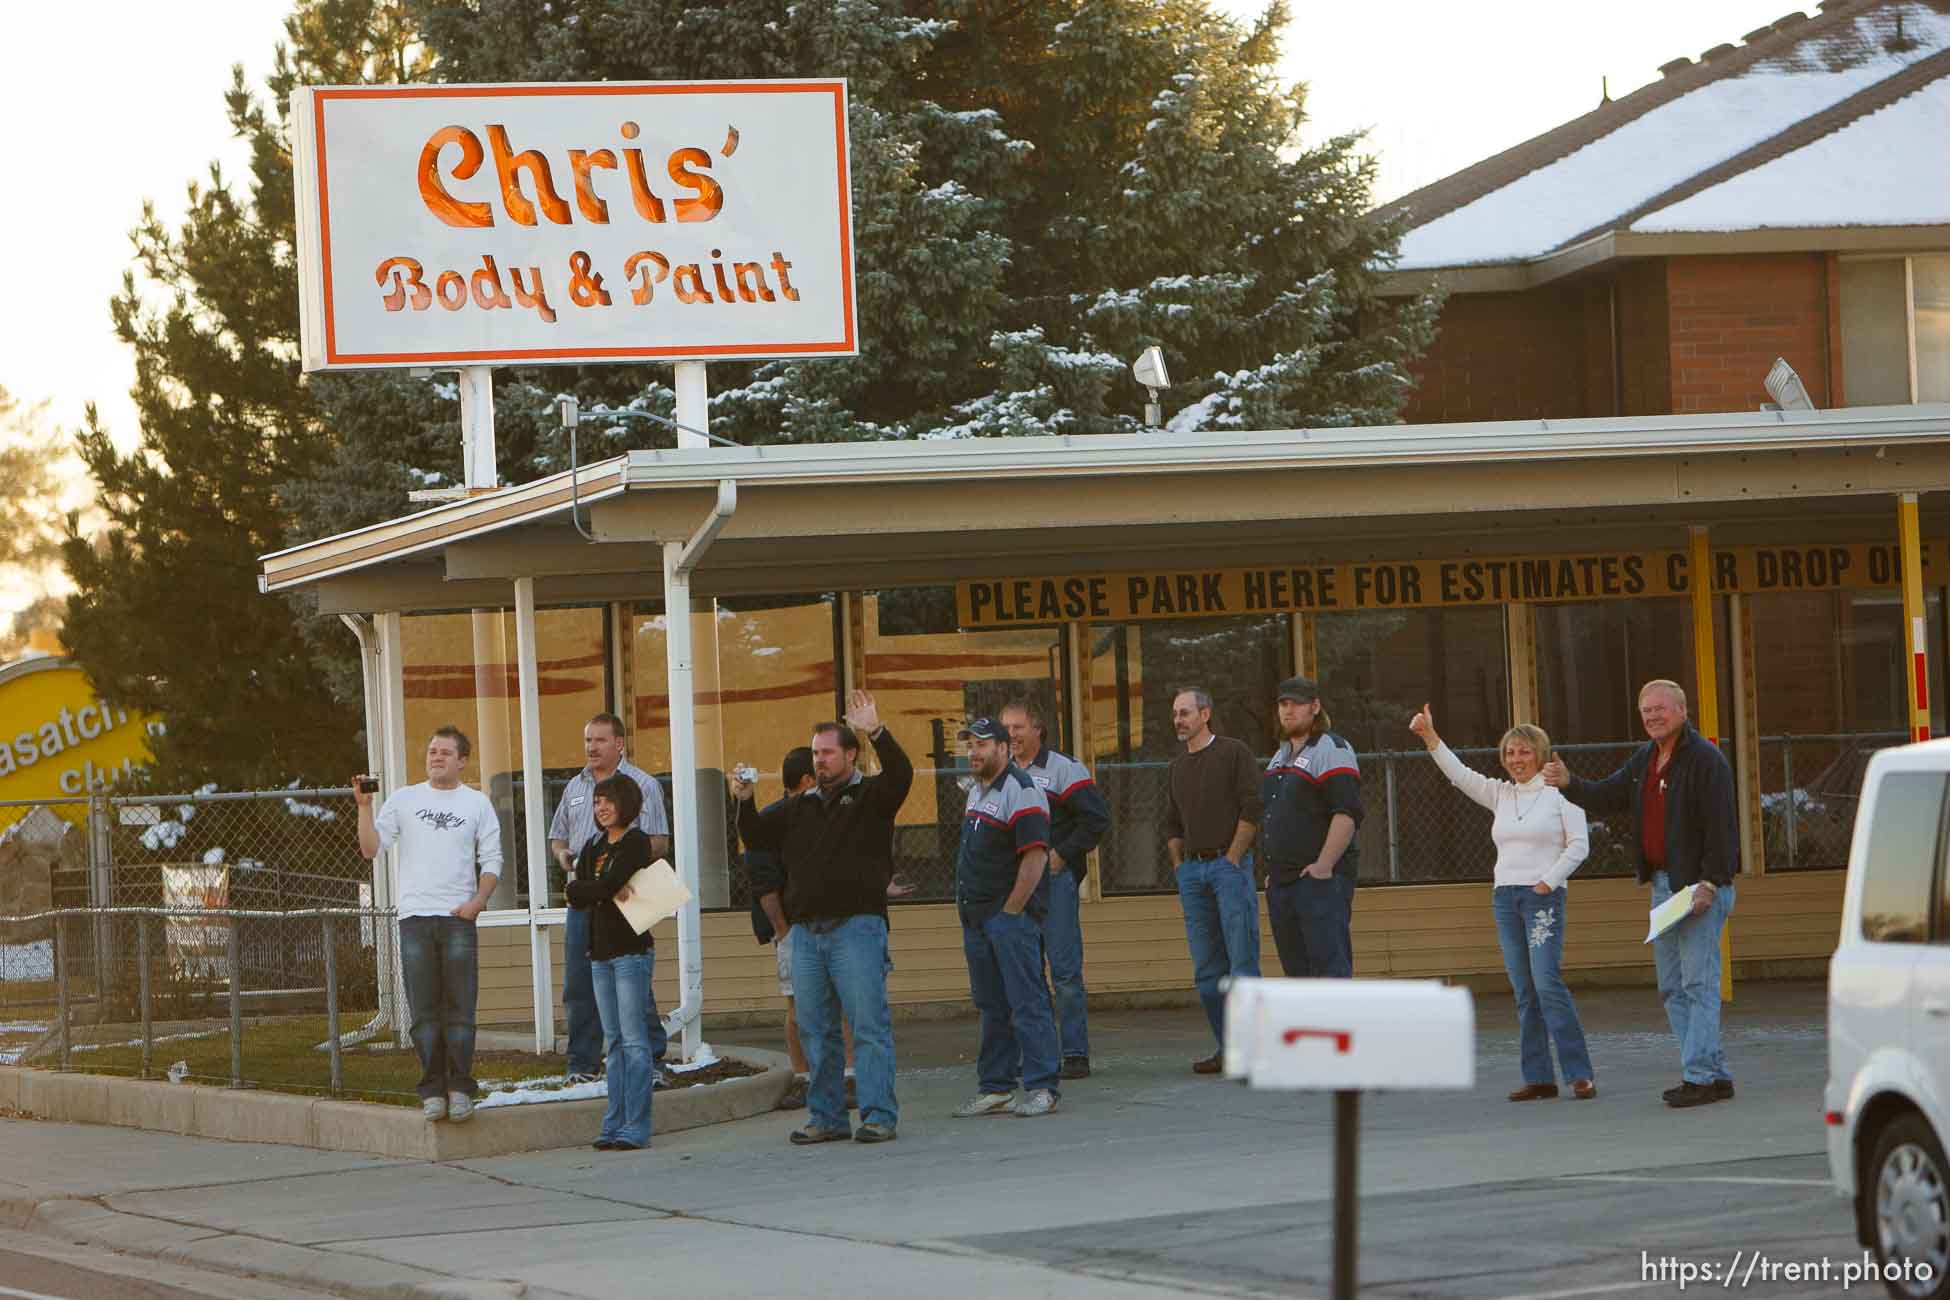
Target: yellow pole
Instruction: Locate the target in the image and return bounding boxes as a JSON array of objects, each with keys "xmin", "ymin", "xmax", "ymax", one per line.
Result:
[
  {"xmin": 1900, "ymin": 492, "xmax": 1933, "ymax": 743},
  {"xmin": 1688, "ymin": 526, "xmax": 1732, "ymax": 1004}
]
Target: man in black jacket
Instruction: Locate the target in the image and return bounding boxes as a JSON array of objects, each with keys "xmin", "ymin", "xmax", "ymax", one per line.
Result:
[
  {"xmin": 733, "ymin": 691, "xmax": 913, "ymax": 1144},
  {"xmin": 1544, "ymin": 678, "xmax": 1737, "ymax": 1108}
]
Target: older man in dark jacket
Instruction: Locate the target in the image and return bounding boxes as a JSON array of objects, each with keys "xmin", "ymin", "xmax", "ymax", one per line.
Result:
[{"xmin": 1544, "ymin": 678, "xmax": 1737, "ymax": 1109}]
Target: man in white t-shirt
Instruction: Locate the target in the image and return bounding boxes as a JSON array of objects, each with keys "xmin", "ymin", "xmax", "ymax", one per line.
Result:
[{"xmin": 356, "ymin": 726, "xmax": 502, "ymax": 1123}]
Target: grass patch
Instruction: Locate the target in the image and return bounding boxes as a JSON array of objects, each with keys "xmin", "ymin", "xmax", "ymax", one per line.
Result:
[{"xmin": 29, "ymin": 1014, "xmax": 763, "ymax": 1107}]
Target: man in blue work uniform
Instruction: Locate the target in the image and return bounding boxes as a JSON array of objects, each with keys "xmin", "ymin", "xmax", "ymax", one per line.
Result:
[
  {"xmin": 1259, "ymin": 676, "xmax": 1363, "ymax": 978},
  {"xmin": 1001, "ymin": 699, "xmax": 1110, "ymax": 1080},
  {"xmin": 950, "ymin": 717, "xmax": 1063, "ymax": 1119}
]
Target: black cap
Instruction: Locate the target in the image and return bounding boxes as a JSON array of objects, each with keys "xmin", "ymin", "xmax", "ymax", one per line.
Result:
[
  {"xmin": 959, "ymin": 717, "xmax": 1006, "ymax": 741},
  {"xmin": 1277, "ymin": 675, "xmax": 1320, "ymax": 703}
]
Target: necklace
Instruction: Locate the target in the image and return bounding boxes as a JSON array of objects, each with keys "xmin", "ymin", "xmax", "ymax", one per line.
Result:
[{"xmin": 1512, "ymin": 786, "xmax": 1546, "ymax": 821}]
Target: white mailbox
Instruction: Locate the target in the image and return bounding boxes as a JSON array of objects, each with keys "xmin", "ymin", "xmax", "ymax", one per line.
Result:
[{"xmin": 1225, "ymin": 977, "xmax": 1475, "ymax": 1091}]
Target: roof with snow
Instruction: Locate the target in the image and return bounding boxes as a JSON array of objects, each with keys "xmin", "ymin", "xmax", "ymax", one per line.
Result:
[{"xmin": 1383, "ymin": 0, "xmax": 1950, "ymax": 276}]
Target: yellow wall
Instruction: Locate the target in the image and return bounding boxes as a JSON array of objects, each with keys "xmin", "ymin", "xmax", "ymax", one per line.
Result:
[{"xmin": 476, "ymin": 870, "xmax": 1841, "ymax": 1027}]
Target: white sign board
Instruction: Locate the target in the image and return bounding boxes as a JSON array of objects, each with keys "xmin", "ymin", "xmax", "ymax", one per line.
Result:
[
  {"xmin": 291, "ymin": 80, "xmax": 857, "ymax": 370},
  {"xmin": 1225, "ymin": 978, "xmax": 1475, "ymax": 1091}
]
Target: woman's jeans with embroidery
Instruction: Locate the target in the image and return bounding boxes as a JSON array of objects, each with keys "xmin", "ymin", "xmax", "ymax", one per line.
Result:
[{"xmin": 1492, "ymin": 885, "xmax": 1593, "ymax": 1085}]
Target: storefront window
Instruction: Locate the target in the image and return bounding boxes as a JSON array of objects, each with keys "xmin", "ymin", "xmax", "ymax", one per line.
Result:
[
  {"xmin": 400, "ymin": 606, "xmax": 610, "ymax": 908},
  {"xmin": 1315, "ymin": 607, "xmax": 1510, "ymax": 883},
  {"xmin": 1752, "ymin": 588, "xmax": 1946, "ymax": 869},
  {"xmin": 631, "ymin": 595, "xmax": 840, "ymax": 911},
  {"xmin": 1534, "ymin": 597, "xmax": 1732, "ymax": 876},
  {"xmin": 862, "ymin": 588, "xmax": 1063, "ymax": 902},
  {"xmin": 1087, "ymin": 615, "xmax": 1290, "ymax": 893}
]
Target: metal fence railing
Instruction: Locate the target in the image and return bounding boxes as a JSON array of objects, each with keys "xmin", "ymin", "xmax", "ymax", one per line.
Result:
[{"xmin": 0, "ymin": 905, "xmax": 393, "ymax": 1097}]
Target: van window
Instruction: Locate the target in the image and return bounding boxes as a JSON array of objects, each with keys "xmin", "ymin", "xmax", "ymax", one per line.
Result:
[{"xmin": 1859, "ymin": 771, "xmax": 1946, "ymax": 943}]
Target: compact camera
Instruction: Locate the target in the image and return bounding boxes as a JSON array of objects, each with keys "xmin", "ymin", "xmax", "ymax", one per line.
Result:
[
  {"xmin": 356, "ymin": 777, "xmax": 380, "ymax": 794},
  {"xmin": 733, "ymin": 764, "xmax": 758, "ymax": 785}
]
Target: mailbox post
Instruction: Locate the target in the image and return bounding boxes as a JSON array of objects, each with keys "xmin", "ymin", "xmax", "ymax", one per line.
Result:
[{"xmin": 1226, "ymin": 978, "xmax": 1476, "ymax": 1300}]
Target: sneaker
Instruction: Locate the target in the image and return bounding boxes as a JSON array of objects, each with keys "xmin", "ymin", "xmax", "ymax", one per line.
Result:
[
  {"xmin": 652, "ymin": 1066, "xmax": 675, "ymax": 1091},
  {"xmin": 952, "ymin": 1092, "xmax": 1016, "ymax": 1119},
  {"xmin": 421, "ymin": 1095, "xmax": 448, "ymax": 1122},
  {"xmin": 1191, "ymin": 1052, "xmax": 1223, "ymax": 1075},
  {"xmin": 566, "ymin": 1071, "xmax": 601, "ymax": 1086},
  {"xmin": 1665, "ymin": 1081, "xmax": 1719, "ymax": 1109},
  {"xmin": 854, "ymin": 1121, "xmax": 897, "ymax": 1143},
  {"xmin": 777, "ymin": 1077, "xmax": 809, "ymax": 1111},
  {"xmin": 1060, "ymin": 1056, "xmax": 1091, "ymax": 1080},
  {"xmin": 447, "ymin": 1091, "xmax": 475, "ymax": 1123},
  {"xmin": 1713, "ymin": 1079, "xmax": 1735, "ymax": 1100},
  {"xmin": 592, "ymin": 1138, "xmax": 617, "ymax": 1150},
  {"xmin": 1013, "ymin": 1089, "xmax": 1059, "ymax": 1117},
  {"xmin": 788, "ymin": 1123, "xmax": 853, "ymax": 1145}
]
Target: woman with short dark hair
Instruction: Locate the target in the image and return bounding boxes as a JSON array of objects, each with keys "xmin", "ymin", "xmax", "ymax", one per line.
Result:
[{"xmin": 565, "ymin": 774, "xmax": 654, "ymax": 1148}]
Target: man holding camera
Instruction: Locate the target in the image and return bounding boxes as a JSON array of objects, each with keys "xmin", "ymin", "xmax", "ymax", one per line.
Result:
[
  {"xmin": 355, "ymin": 726, "xmax": 500, "ymax": 1123},
  {"xmin": 732, "ymin": 691, "xmax": 912, "ymax": 1145},
  {"xmin": 548, "ymin": 713, "xmax": 672, "ymax": 1085}
]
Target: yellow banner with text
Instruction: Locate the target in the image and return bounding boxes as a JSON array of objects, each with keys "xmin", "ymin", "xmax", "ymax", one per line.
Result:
[{"xmin": 955, "ymin": 541, "xmax": 1950, "ymax": 627}]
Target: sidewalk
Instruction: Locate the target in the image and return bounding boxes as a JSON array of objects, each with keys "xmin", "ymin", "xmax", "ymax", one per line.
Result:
[{"xmin": 0, "ymin": 983, "xmax": 1838, "ymax": 1300}]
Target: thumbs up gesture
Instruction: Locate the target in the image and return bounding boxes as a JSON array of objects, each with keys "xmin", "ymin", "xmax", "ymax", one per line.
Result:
[{"xmin": 1409, "ymin": 703, "xmax": 1439, "ymax": 750}]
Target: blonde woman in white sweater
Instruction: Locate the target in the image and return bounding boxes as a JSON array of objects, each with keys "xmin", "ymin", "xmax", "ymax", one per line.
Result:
[{"xmin": 1410, "ymin": 704, "xmax": 1596, "ymax": 1101}]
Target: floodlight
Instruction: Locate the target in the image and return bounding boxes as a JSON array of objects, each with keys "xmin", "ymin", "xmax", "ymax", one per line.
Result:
[
  {"xmin": 1132, "ymin": 347, "xmax": 1170, "ymax": 427},
  {"xmin": 1764, "ymin": 357, "xmax": 1815, "ymax": 411}
]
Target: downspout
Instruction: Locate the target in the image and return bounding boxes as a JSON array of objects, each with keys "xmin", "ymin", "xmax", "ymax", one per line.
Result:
[
  {"xmin": 662, "ymin": 479, "xmax": 738, "ymax": 1060},
  {"xmin": 321, "ymin": 614, "xmax": 396, "ymax": 1051}
]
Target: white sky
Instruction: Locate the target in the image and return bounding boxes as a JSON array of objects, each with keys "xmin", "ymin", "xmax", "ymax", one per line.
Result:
[{"xmin": 0, "ymin": 0, "xmax": 1794, "ymax": 618}]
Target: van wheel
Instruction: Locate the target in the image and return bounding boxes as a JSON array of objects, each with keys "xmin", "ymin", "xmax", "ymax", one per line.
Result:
[{"xmin": 1870, "ymin": 1115, "xmax": 1950, "ymax": 1300}]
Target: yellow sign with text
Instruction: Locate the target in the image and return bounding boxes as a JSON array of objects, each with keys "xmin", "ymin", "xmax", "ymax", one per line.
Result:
[
  {"xmin": 0, "ymin": 659, "xmax": 157, "ymax": 815},
  {"xmin": 955, "ymin": 541, "xmax": 1949, "ymax": 627}
]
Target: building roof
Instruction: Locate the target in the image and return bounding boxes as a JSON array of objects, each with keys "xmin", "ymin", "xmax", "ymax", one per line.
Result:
[
  {"xmin": 1384, "ymin": 1, "xmax": 1950, "ymax": 275},
  {"xmin": 260, "ymin": 404, "xmax": 1950, "ymax": 608}
]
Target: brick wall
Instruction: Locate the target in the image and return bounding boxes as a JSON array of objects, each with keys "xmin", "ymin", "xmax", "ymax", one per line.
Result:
[
  {"xmin": 1616, "ymin": 259, "xmax": 1671, "ymax": 415},
  {"xmin": 1666, "ymin": 253, "xmax": 1835, "ymax": 412},
  {"xmin": 1402, "ymin": 286, "xmax": 1602, "ymax": 423}
]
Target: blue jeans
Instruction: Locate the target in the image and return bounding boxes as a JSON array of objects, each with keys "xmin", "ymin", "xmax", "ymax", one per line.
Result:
[
  {"xmin": 592, "ymin": 951, "xmax": 655, "ymax": 1146},
  {"xmin": 1040, "ymin": 869, "xmax": 1089, "ymax": 1059},
  {"xmin": 793, "ymin": 915, "xmax": 897, "ymax": 1132},
  {"xmin": 1492, "ymin": 886, "xmax": 1594, "ymax": 1085},
  {"xmin": 400, "ymin": 915, "xmax": 478, "ymax": 1101},
  {"xmin": 964, "ymin": 906, "xmax": 1062, "ymax": 1095},
  {"xmin": 1651, "ymin": 871, "xmax": 1735, "ymax": 1085},
  {"xmin": 1265, "ymin": 872, "xmax": 1355, "ymax": 978},
  {"xmin": 1176, "ymin": 855, "xmax": 1260, "ymax": 1046},
  {"xmin": 565, "ymin": 908, "xmax": 666, "ymax": 1074}
]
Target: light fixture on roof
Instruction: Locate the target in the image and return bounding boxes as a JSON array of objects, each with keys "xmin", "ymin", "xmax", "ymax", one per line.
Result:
[
  {"xmin": 1132, "ymin": 346, "xmax": 1171, "ymax": 428},
  {"xmin": 1763, "ymin": 357, "xmax": 1816, "ymax": 412}
]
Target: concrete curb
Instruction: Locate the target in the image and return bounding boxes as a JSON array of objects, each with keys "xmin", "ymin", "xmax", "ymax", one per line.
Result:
[
  {"xmin": 0, "ymin": 1183, "xmax": 577, "ymax": 1300},
  {"xmin": 0, "ymin": 1055, "xmax": 790, "ymax": 1159}
]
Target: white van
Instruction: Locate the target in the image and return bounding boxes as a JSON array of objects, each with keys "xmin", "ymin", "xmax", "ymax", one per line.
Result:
[{"xmin": 1828, "ymin": 740, "xmax": 1950, "ymax": 1300}]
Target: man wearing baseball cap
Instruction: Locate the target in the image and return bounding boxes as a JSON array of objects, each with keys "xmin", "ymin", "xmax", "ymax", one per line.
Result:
[
  {"xmin": 1260, "ymin": 676, "xmax": 1363, "ymax": 978},
  {"xmin": 950, "ymin": 717, "xmax": 1063, "ymax": 1119}
]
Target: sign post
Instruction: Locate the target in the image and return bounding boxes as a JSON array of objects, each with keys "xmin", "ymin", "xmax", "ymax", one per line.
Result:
[
  {"xmin": 289, "ymin": 77, "xmax": 857, "ymax": 1062},
  {"xmin": 1227, "ymin": 978, "xmax": 1476, "ymax": 1300}
]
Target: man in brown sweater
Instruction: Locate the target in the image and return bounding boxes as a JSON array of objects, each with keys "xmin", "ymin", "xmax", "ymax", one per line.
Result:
[{"xmin": 1164, "ymin": 687, "xmax": 1263, "ymax": 1074}]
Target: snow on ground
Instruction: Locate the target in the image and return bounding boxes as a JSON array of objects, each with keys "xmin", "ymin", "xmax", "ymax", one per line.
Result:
[
  {"xmin": 0, "ymin": 940, "xmax": 52, "ymax": 981},
  {"xmin": 1397, "ymin": 4, "xmax": 1950, "ymax": 268},
  {"xmin": 476, "ymin": 1041, "xmax": 724, "ymax": 1109},
  {"xmin": 0, "ymin": 1020, "xmax": 48, "ymax": 1065},
  {"xmin": 1634, "ymin": 75, "xmax": 1950, "ymax": 231}
]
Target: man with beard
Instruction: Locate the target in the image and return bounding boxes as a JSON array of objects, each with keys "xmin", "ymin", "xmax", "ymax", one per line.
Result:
[{"xmin": 1259, "ymin": 677, "xmax": 1362, "ymax": 978}]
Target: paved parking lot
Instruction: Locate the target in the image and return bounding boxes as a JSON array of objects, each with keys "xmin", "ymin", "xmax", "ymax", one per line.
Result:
[{"xmin": 0, "ymin": 981, "xmax": 1873, "ymax": 1299}]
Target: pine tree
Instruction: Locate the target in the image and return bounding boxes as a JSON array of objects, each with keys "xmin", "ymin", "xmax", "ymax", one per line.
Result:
[
  {"xmin": 0, "ymin": 387, "xmax": 72, "ymax": 659},
  {"xmin": 61, "ymin": 1, "xmax": 431, "ymax": 788}
]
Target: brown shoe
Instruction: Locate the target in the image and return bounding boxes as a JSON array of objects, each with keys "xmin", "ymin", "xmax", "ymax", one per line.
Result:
[
  {"xmin": 1507, "ymin": 1083, "xmax": 1559, "ymax": 1101},
  {"xmin": 1192, "ymin": 1052, "xmax": 1224, "ymax": 1075},
  {"xmin": 1571, "ymin": 1079, "xmax": 1597, "ymax": 1100}
]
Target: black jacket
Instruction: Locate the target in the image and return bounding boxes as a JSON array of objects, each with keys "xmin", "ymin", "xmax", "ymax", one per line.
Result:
[
  {"xmin": 565, "ymin": 828, "xmax": 653, "ymax": 960},
  {"xmin": 1560, "ymin": 722, "xmax": 1739, "ymax": 888},
  {"xmin": 747, "ymin": 799, "xmax": 787, "ymax": 944},
  {"xmin": 737, "ymin": 729, "xmax": 915, "ymax": 925}
]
